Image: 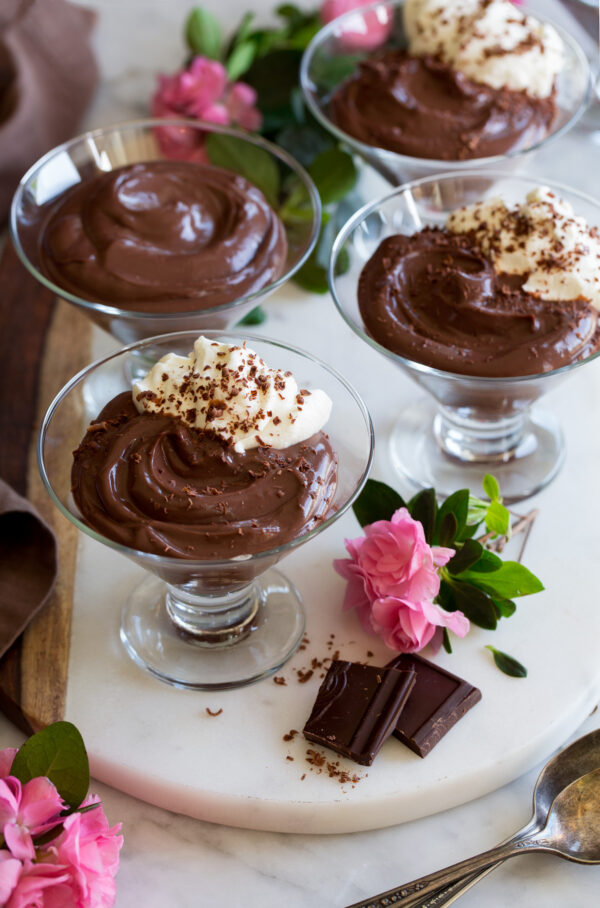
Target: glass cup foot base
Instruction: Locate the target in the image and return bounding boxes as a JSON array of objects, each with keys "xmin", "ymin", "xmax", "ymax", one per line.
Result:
[
  {"xmin": 389, "ymin": 399, "xmax": 564, "ymax": 502},
  {"xmin": 120, "ymin": 569, "xmax": 305, "ymax": 690}
]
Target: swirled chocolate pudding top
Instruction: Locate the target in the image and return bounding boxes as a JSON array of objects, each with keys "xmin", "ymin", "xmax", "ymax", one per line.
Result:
[
  {"xmin": 38, "ymin": 161, "xmax": 287, "ymax": 312},
  {"xmin": 330, "ymin": 0, "xmax": 563, "ymax": 161},
  {"xmin": 71, "ymin": 337, "xmax": 338, "ymax": 558},
  {"xmin": 358, "ymin": 189, "xmax": 600, "ymax": 377}
]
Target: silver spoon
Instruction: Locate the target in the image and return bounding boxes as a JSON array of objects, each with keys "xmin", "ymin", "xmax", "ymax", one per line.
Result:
[
  {"xmin": 412, "ymin": 728, "xmax": 600, "ymax": 907},
  {"xmin": 346, "ymin": 765, "xmax": 600, "ymax": 908}
]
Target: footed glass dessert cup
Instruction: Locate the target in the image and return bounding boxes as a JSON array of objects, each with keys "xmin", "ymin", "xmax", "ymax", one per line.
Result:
[
  {"xmin": 300, "ymin": 0, "xmax": 591, "ymax": 186},
  {"xmin": 329, "ymin": 172, "xmax": 600, "ymax": 502},
  {"xmin": 39, "ymin": 331, "xmax": 373, "ymax": 690},
  {"xmin": 11, "ymin": 119, "xmax": 321, "ymax": 344}
]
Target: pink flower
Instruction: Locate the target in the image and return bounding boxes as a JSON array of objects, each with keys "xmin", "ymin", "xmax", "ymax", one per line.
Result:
[
  {"xmin": 0, "ymin": 776, "xmax": 65, "ymax": 861},
  {"xmin": 151, "ymin": 56, "xmax": 262, "ymax": 161},
  {"xmin": 4, "ymin": 863, "xmax": 72, "ymax": 908},
  {"xmin": 355, "ymin": 508, "xmax": 453, "ymax": 602},
  {"xmin": 371, "ymin": 596, "xmax": 470, "ymax": 653},
  {"xmin": 334, "ymin": 507, "xmax": 469, "ymax": 653},
  {"xmin": 0, "ymin": 852, "xmax": 22, "ymax": 905},
  {"xmin": 45, "ymin": 797, "xmax": 123, "ymax": 908},
  {"xmin": 320, "ymin": 0, "xmax": 393, "ymax": 51}
]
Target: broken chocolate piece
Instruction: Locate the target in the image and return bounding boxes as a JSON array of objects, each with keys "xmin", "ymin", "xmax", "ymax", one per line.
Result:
[
  {"xmin": 387, "ymin": 653, "xmax": 482, "ymax": 757},
  {"xmin": 303, "ymin": 660, "xmax": 416, "ymax": 766}
]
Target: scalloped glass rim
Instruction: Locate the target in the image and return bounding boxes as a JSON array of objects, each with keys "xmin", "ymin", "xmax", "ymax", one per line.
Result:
[
  {"xmin": 10, "ymin": 118, "xmax": 322, "ymax": 319},
  {"xmin": 328, "ymin": 169, "xmax": 600, "ymax": 384},
  {"xmin": 300, "ymin": 0, "xmax": 592, "ymax": 171},
  {"xmin": 38, "ymin": 329, "xmax": 374, "ymax": 567}
]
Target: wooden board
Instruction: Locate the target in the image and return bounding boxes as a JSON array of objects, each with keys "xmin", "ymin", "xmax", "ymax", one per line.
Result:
[{"xmin": 0, "ymin": 240, "xmax": 91, "ymax": 731}]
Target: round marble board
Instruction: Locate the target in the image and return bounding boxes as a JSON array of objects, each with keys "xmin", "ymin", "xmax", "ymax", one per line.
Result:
[{"xmin": 63, "ymin": 287, "xmax": 600, "ymax": 835}]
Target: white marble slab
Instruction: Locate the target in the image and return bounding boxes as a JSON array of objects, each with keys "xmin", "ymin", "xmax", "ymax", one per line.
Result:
[
  {"xmin": 11, "ymin": 0, "xmax": 600, "ymax": 902},
  {"xmin": 62, "ymin": 272, "xmax": 600, "ymax": 836}
]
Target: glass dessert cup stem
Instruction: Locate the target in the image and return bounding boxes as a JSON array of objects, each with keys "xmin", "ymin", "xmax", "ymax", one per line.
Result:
[
  {"xmin": 120, "ymin": 569, "xmax": 305, "ymax": 691},
  {"xmin": 389, "ymin": 397, "xmax": 564, "ymax": 502}
]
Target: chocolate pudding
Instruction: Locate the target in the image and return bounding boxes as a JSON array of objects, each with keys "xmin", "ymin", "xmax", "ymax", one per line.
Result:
[
  {"xmin": 38, "ymin": 161, "xmax": 287, "ymax": 311},
  {"xmin": 72, "ymin": 392, "xmax": 337, "ymax": 559},
  {"xmin": 358, "ymin": 228, "xmax": 600, "ymax": 377},
  {"xmin": 330, "ymin": 51, "xmax": 555, "ymax": 161}
]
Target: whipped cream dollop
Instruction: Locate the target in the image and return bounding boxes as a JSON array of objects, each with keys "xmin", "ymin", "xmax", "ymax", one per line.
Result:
[
  {"xmin": 133, "ymin": 336, "xmax": 332, "ymax": 453},
  {"xmin": 404, "ymin": 0, "xmax": 563, "ymax": 98},
  {"xmin": 446, "ymin": 187, "xmax": 600, "ymax": 309}
]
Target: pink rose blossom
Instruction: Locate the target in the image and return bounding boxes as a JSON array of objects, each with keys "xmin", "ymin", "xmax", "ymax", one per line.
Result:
[
  {"xmin": 151, "ymin": 56, "xmax": 262, "ymax": 161},
  {"xmin": 321, "ymin": 0, "xmax": 393, "ymax": 51},
  {"xmin": 334, "ymin": 507, "xmax": 469, "ymax": 653},
  {"xmin": 355, "ymin": 508, "xmax": 454, "ymax": 602},
  {"xmin": 45, "ymin": 797, "xmax": 123, "ymax": 908},
  {"xmin": 4, "ymin": 863, "xmax": 72, "ymax": 908},
  {"xmin": 371, "ymin": 596, "xmax": 470, "ymax": 653}
]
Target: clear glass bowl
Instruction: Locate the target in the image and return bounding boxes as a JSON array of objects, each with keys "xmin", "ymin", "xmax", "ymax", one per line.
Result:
[
  {"xmin": 329, "ymin": 172, "xmax": 600, "ymax": 502},
  {"xmin": 11, "ymin": 119, "xmax": 321, "ymax": 344},
  {"xmin": 300, "ymin": 0, "xmax": 591, "ymax": 186},
  {"xmin": 38, "ymin": 330, "xmax": 373, "ymax": 690}
]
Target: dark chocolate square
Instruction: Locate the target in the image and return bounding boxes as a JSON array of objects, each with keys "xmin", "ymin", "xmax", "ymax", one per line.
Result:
[
  {"xmin": 303, "ymin": 660, "xmax": 416, "ymax": 766},
  {"xmin": 386, "ymin": 653, "xmax": 482, "ymax": 758}
]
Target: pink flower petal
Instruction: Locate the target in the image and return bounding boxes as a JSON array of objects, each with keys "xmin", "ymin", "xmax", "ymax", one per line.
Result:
[
  {"xmin": 0, "ymin": 750, "xmax": 17, "ymax": 780},
  {"xmin": 19, "ymin": 777, "xmax": 64, "ymax": 832},
  {"xmin": 0, "ymin": 853, "xmax": 21, "ymax": 904},
  {"xmin": 4, "ymin": 822, "xmax": 35, "ymax": 861}
]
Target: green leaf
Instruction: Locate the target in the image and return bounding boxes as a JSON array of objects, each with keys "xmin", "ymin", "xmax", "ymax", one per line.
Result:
[
  {"xmin": 205, "ymin": 133, "xmax": 280, "ymax": 208},
  {"xmin": 226, "ymin": 40, "xmax": 257, "ymax": 80},
  {"xmin": 353, "ymin": 478, "xmax": 406, "ymax": 528},
  {"xmin": 408, "ymin": 488, "xmax": 436, "ymax": 544},
  {"xmin": 435, "ymin": 489, "xmax": 469, "ymax": 543},
  {"xmin": 437, "ymin": 512, "xmax": 458, "ymax": 548},
  {"xmin": 468, "ymin": 549, "xmax": 503, "ymax": 573},
  {"xmin": 459, "ymin": 561, "xmax": 544, "ymax": 600},
  {"xmin": 485, "ymin": 646, "xmax": 527, "ymax": 678},
  {"xmin": 245, "ymin": 49, "xmax": 303, "ymax": 111},
  {"xmin": 308, "ymin": 148, "xmax": 357, "ymax": 206},
  {"xmin": 437, "ymin": 579, "xmax": 457, "ymax": 613},
  {"xmin": 237, "ymin": 305, "xmax": 267, "ymax": 326},
  {"xmin": 335, "ymin": 244, "xmax": 350, "ymax": 277},
  {"xmin": 230, "ymin": 11, "xmax": 255, "ymax": 50},
  {"xmin": 466, "ymin": 496, "xmax": 488, "ymax": 527},
  {"xmin": 442, "ymin": 628, "xmax": 452, "ymax": 654},
  {"xmin": 185, "ymin": 7, "xmax": 222, "ymax": 59},
  {"xmin": 493, "ymin": 597, "xmax": 517, "ymax": 618},
  {"xmin": 276, "ymin": 3, "xmax": 305, "ymax": 28},
  {"xmin": 482, "ymin": 473, "xmax": 501, "ymax": 502},
  {"xmin": 310, "ymin": 53, "xmax": 363, "ymax": 91},
  {"xmin": 485, "ymin": 500, "xmax": 511, "ymax": 537},
  {"xmin": 447, "ymin": 539, "xmax": 483, "ymax": 575},
  {"xmin": 275, "ymin": 124, "xmax": 333, "ymax": 168},
  {"xmin": 11, "ymin": 722, "xmax": 89, "ymax": 811},
  {"xmin": 447, "ymin": 580, "xmax": 497, "ymax": 630},
  {"xmin": 293, "ymin": 254, "xmax": 328, "ymax": 293}
]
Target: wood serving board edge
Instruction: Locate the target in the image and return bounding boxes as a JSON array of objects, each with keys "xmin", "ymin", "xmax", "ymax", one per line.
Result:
[{"xmin": 0, "ymin": 299, "xmax": 91, "ymax": 732}]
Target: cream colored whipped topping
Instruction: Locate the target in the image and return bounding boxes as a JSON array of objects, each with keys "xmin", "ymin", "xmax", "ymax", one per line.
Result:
[
  {"xmin": 133, "ymin": 336, "xmax": 332, "ymax": 452},
  {"xmin": 446, "ymin": 187, "xmax": 600, "ymax": 309},
  {"xmin": 404, "ymin": 0, "xmax": 563, "ymax": 99}
]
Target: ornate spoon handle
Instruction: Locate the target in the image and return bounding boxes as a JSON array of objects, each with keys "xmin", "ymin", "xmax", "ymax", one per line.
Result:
[
  {"xmin": 344, "ymin": 835, "xmax": 550, "ymax": 908},
  {"xmin": 410, "ymin": 817, "xmax": 538, "ymax": 907}
]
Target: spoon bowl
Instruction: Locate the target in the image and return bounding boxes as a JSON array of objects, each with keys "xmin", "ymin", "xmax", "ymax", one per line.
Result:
[
  {"xmin": 415, "ymin": 728, "xmax": 600, "ymax": 907},
  {"xmin": 347, "ymin": 731, "xmax": 600, "ymax": 908}
]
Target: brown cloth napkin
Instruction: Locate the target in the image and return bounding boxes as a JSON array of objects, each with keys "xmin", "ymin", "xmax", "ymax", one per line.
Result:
[
  {"xmin": 0, "ymin": 478, "xmax": 57, "ymax": 658},
  {"xmin": 0, "ymin": 0, "xmax": 98, "ymax": 225}
]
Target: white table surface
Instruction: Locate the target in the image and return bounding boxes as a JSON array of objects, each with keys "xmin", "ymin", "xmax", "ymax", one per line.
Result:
[{"xmin": 4, "ymin": 0, "xmax": 600, "ymax": 904}]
